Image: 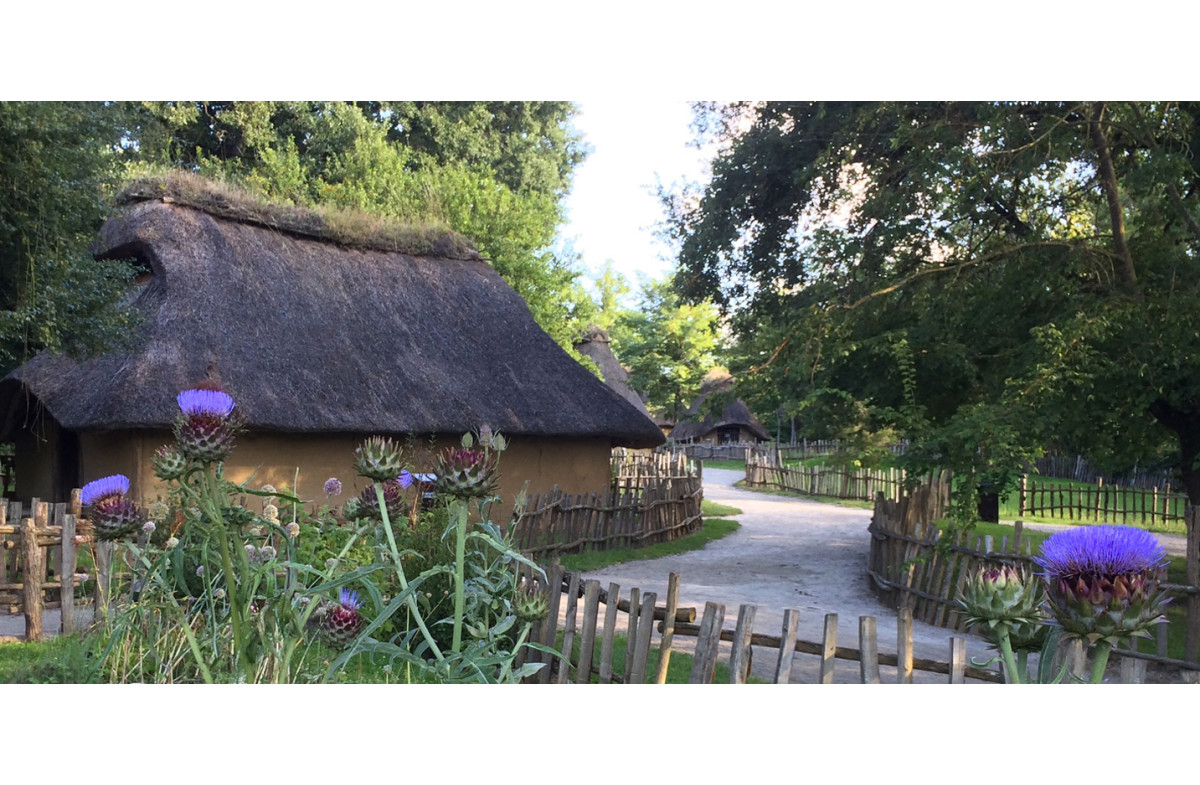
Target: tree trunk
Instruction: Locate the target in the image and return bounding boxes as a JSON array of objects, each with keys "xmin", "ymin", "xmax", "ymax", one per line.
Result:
[{"xmin": 1149, "ymin": 398, "xmax": 1200, "ymax": 504}]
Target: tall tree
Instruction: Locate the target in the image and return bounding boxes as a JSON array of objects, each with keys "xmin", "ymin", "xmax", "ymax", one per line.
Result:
[
  {"xmin": 610, "ymin": 277, "xmax": 722, "ymax": 421},
  {"xmin": 666, "ymin": 102, "xmax": 1200, "ymax": 502},
  {"xmin": 0, "ymin": 102, "xmax": 138, "ymax": 376}
]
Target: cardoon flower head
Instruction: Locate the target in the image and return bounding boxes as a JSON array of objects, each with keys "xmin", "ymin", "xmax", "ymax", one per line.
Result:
[
  {"xmin": 152, "ymin": 444, "xmax": 190, "ymax": 480},
  {"xmin": 353, "ymin": 436, "xmax": 404, "ymax": 482},
  {"xmin": 1036, "ymin": 525, "xmax": 1170, "ymax": 645},
  {"xmin": 513, "ymin": 584, "xmax": 550, "ymax": 623},
  {"xmin": 174, "ymin": 388, "xmax": 241, "ymax": 463},
  {"xmin": 324, "ymin": 477, "xmax": 343, "ymax": 497},
  {"xmin": 320, "ymin": 588, "xmax": 366, "ymax": 647},
  {"xmin": 434, "ymin": 446, "xmax": 498, "ymax": 499},
  {"xmin": 81, "ymin": 474, "xmax": 141, "ymax": 542},
  {"xmin": 958, "ymin": 564, "xmax": 1047, "ymax": 651},
  {"xmin": 355, "ymin": 479, "xmax": 407, "ymax": 521}
]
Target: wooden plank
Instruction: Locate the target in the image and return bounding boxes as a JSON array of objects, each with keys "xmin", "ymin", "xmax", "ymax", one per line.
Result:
[
  {"xmin": 688, "ymin": 601, "xmax": 726, "ymax": 684},
  {"xmin": 654, "ymin": 572, "xmax": 681, "ymax": 684},
  {"xmin": 575, "ymin": 580, "xmax": 602, "ymax": 684},
  {"xmin": 729, "ymin": 604, "xmax": 757, "ymax": 684},
  {"xmin": 623, "ymin": 587, "xmax": 641, "ymax": 684},
  {"xmin": 859, "ymin": 616, "xmax": 880, "ymax": 684},
  {"xmin": 628, "ymin": 591, "xmax": 657, "ymax": 684},
  {"xmin": 1119, "ymin": 653, "xmax": 1146, "ymax": 684},
  {"xmin": 598, "ymin": 583, "xmax": 620, "ymax": 684},
  {"xmin": 536, "ymin": 561, "xmax": 564, "ymax": 684},
  {"xmin": 773, "ymin": 609, "xmax": 800, "ymax": 684},
  {"xmin": 820, "ymin": 612, "xmax": 838, "ymax": 683},
  {"xmin": 555, "ymin": 571, "xmax": 581, "ymax": 683},
  {"xmin": 60, "ymin": 513, "xmax": 77, "ymax": 634},
  {"xmin": 897, "ymin": 607, "xmax": 914, "ymax": 684},
  {"xmin": 22, "ymin": 517, "xmax": 44, "ymax": 641},
  {"xmin": 949, "ymin": 637, "xmax": 966, "ymax": 683}
]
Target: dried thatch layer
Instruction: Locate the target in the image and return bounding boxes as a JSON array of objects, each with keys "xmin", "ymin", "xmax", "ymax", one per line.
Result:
[
  {"xmin": 1, "ymin": 194, "xmax": 665, "ymax": 449},
  {"xmin": 573, "ymin": 324, "xmax": 653, "ymax": 419},
  {"xmin": 669, "ymin": 368, "xmax": 770, "ymax": 443}
]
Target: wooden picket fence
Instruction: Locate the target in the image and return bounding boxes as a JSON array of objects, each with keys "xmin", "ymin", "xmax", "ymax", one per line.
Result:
[
  {"xmin": 665, "ymin": 440, "xmax": 907, "ymax": 464},
  {"xmin": 517, "ymin": 567, "xmax": 1004, "ymax": 683},
  {"xmin": 745, "ymin": 453, "xmax": 907, "ymax": 503},
  {"xmin": 1034, "ymin": 454, "xmax": 1172, "ymax": 490},
  {"xmin": 869, "ymin": 485, "xmax": 1200, "ymax": 673},
  {"xmin": 1019, "ymin": 475, "xmax": 1187, "ymax": 529},
  {"xmin": 0, "ymin": 493, "xmax": 94, "ymax": 641},
  {"xmin": 512, "ymin": 452, "xmax": 703, "ymax": 560}
]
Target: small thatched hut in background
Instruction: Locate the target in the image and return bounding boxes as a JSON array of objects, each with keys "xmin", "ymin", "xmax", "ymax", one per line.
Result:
[
  {"xmin": 0, "ymin": 175, "xmax": 664, "ymax": 515},
  {"xmin": 670, "ymin": 368, "xmax": 770, "ymax": 445},
  {"xmin": 572, "ymin": 324, "xmax": 654, "ymax": 421}
]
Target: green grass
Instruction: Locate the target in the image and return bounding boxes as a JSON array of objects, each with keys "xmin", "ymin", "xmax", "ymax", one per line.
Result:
[
  {"xmin": 701, "ymin": 499, "xmax": 743, "ymax": 517},
  {"xmin": 702, "ymin": 459, "xmax": 745, "ymax": 471},
  {"xmin": 0, "ymin": 635, "xmax": 102, "ymax": 683},
  {"xmin": 558, "ymin": 518, "xmax": 740, "ymax": 573},
  {"xmin": 998, "ymin": 476, "xmax": 1187, "ymax": 535}
]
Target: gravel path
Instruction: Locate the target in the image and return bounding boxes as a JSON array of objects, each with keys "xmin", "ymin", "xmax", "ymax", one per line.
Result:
[{"xmin": 574, "ymin": 468, "xmax": 997, "ymax": 683}]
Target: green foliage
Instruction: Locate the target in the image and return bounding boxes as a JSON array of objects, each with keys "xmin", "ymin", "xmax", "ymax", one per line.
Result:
[
  {"xmin": 0, "ymin": 635, "xmax": 101, "ymax": 684},
  {"xmin": 667, "ymin": 101, "xmax": 1200, "ymax": 504},
  {"xmin": 0, "ymin": 102, "xmax": 140, "ymax": 375},
  {"xmin": 610, "ymin": 277, "xmax": 724, "ymax": 421}
]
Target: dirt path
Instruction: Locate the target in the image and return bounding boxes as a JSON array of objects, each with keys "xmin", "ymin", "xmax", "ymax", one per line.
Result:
[{"xmin": 576, "ymin": 468, "xmax": 996, "ymax": 683}]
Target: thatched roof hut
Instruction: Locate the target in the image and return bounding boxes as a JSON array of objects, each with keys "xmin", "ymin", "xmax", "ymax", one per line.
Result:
[
  {"xmin": 669, "ymin": 368, "xmax": 770, "ymax": 444},
  {"xmin": 1, "ymin": 175, "xmax": 664, "ymax": 507},
  {"xmin": 573, "ymin": 324, "xmax": 653, "ymax": 420}
]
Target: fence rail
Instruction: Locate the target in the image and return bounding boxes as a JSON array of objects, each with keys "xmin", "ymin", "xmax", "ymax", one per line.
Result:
[
  {"xmin": 745, "ymin": 454, "xmax": 908, "ymax": 503},
  {"xmin": 1033, "ymin": 454, "xmax": 1173, "ymax": 490},
  {"xmin": 1019, "ymin": 475, "xmax": 1187, "ymax": 528},
  {"xmin": 868, "ymin": 484, "xmax": 1200, "ymax": 670},
  {"xmin": 518, "ymin": 568, "xmax": 1008, "ymax": 683}
]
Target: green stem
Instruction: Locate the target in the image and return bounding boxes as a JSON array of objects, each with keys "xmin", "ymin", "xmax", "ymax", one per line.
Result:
[
  {"xmin": 374, "ymin": 482, "xmax": 444, "ymax": 663},
  {"xmin": 995, "ymin": 627, "xmax": 1024, "ymax": 684},
  {"xmin": 452, "ymin": 500, "xmax": 468, "ymax": 654},
  {"xmin": 1089, "ymin": 640, "xmax": 1114, "ymax": 684}
]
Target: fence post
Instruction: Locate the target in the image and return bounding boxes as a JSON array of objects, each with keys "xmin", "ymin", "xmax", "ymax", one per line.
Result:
[
  {"xmin": 60, "ymin": 513, "xmax": 77, "ymax": 634},
  {"xmin": 94, "ymin": 540, "xmax": 114, "ymax": 626},
  {"xmin": 1186, "ymin": 506, "xmax": 1199, "ymax": 664},
  {"xmin": 1018, "ymin": 474, "xmax": 1027, "ymax": 517},
  {"xmin": 21, "ymin": 517, "xmax": 44, "ymax": 641}
]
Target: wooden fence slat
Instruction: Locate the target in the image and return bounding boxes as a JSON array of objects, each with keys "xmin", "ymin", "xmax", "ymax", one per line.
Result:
[
  {"xmin": 1119, "ymin": 653, "xmax": 1147, "ymax": 684},
  {"xmin": 689, "ymin": 602, "xmax": 726, "ymax": 684},
  {"xmin": 537, "ymin": 561, "xmax": 564, "ymax": 684},
  {"xmin": 623, "ymin": 587, "xmax": 641, "ymax": 684},
  {"xmin": 729, "ymin": 604, "xmax": 757, "ymax": 684},
  {"xmin": 628, "ymin": 591, "xmax": 657, "ymax": 684},
  {"xmin": 820, "ymin": 613, "xmax": 838, "ymax": 684},
  {"xmin": 576, "ymin": 580, "xmax": 601, "ymax": 685},
  {"xmin": 21, "ymin": 517, "xmax": 43, "ymax": 641},
  {"xmin": 949, "ymin": 637, "xmax": 966, "ymax": 683},
  {"xmin": 598, "ymin": 583, "xmax": 620, "ymax": 684},
  {"xmin": 654, "ymin": 572, "xmax": 681, "ymax": 684},
  {"xmin": 774, "ymin": 609, "xmax": 800, "ymax": 684},
  {"xmin": 897, "ymin": 607, "xmax": 914, "ymax": 684},
  {"xmin": 859, "ymin": 616, "xmax": 880, "ymax": 684},
  {"xmin": 60, "ymin": 513, "xmax": 77, "ymax": 634},
  {"xmin": 556, "ymin": 571, "xmax": 581, "ymax": 684},
  {"xmin": 1187, "ymin": 506, "xmax": 1199, "ymax": 663}
]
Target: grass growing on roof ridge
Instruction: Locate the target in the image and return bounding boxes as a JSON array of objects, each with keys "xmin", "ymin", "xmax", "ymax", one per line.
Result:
[{"xmin": 117, "ymin": 170, "xmax": 480, "ymax": 259}]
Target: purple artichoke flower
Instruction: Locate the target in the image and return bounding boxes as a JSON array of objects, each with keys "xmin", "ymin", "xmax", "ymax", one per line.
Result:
[
  {"xmin": 1035, "ymin": 525, "xmax": 1170, "ymax": 646},
  {"xmin": 174, "ymin": 387, "xmax": 240, "ymax": 463},
  {"xmin": 321, "ymin": 588, "xmax": 365, "ymax": 647},
  {"xmin": 433, "ymin": 447, "xmax": 498, "ymax": 499},
  {"xmin": 81, "ymin": 474, "xmax": 141, "ymax": 542}
]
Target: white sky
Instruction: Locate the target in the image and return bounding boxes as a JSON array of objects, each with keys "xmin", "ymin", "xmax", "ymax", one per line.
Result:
[{"xmin": 559, "ymin": 99, "xmax": 711, "ymax": 290}]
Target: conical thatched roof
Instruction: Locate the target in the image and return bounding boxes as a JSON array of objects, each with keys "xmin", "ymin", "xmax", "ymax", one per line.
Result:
[
  {"xmin": 1, "ymin": 179, "xmax": 665, "ymax": 448},
  {"xmin": 669, "ymin": 368, "xmax": 770, "ymax": 442},
  {"xmin": 573, "ymin": 324, "xmax": 653, "ymax": 420}
]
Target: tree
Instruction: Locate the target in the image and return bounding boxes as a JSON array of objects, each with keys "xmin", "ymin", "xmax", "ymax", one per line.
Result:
[
  {"xmin": 121, "ymin": 101, "xmax": 593, "ymax": 351},
  {"xmin": 610, "ymin": 277, "xmax": 723, "ymax": 421},
  {"xmin": 587, "ymin": 260, "xmax": 632, "ymax": 331},
  {"xmin": 666, "ymin": 102, "xmax": 1200, "ymax": 503},
  {"xmin": 0, "ymin": 102, "xmax": 138, "ymax": 376}
]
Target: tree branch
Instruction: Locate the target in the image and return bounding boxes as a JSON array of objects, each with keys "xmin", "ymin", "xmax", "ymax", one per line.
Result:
[{"xmin": 1088, "ymin": 102, "xmax": 1139, "ymax": 292}]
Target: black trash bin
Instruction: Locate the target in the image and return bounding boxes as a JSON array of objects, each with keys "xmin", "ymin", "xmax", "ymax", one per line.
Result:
[{"xmin": 977, "ymin": 482, "xmax": 1000, "ymax": 523}]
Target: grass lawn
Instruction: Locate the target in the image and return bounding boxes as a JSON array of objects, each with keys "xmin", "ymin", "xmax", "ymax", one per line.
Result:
[
  {"xmin": 555, "ymin": 629, "xmax": 763, "ymax": 683},
  {"xmin": 559, "ymin": 518, "xmax": 740, "ymax": 573},
  {"xmin": 701, "ymin": 499, "xmax": 743, "ymax": 517},
  {"xmin": 997, "ymin": 476, "xmax": 1187, "ymax": 535},
  {"xmin": 702, "ymin": 459, "xmax": 745, "ymax": 471}
]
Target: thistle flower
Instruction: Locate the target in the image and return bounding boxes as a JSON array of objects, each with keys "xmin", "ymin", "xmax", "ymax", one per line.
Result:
[
  {"xmin": 513, "ymin": 585, "xmax": 550, "ymax": 623},
  {"xmin": 434, "ymin": 446, "xmax": 498, "ymax": 499},
  {"xmin": 324, "ymin": 477, "xmax": 343, "ymax": 497},
  {"xmin": 958, "ymin": 564, "xmax": 1047, "ymax": 651},
  {"xmin": 320, "ymin": 588, "xmax": 366, "ymax": 647},
  {"xmin": 174, "ymin": 388, "xmax": 241, "ymax": 463},
  {"xmin": 1036, "ymin": 525, "xmax": 1170, "ymax": 646},
  {"xmin": 152, "ymin": 445, "xmax": 190, "ymax": 481},
  {"xmin": 81, "ymin": 474, "xmax": 141, "ymax": 542},
  {"xmin": 353, "ymin": 436, "xmax": 404, "ymax": 482}
]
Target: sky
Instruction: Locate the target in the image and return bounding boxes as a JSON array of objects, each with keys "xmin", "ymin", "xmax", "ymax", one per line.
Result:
[{"xmin": 559, "ymin": 99, "xmax": 712, "ymax": 292}]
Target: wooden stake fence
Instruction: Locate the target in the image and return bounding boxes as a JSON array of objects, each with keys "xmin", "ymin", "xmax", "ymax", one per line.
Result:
[
  {"xmin": 745, "ymin": 454, "xmax": 908, "ymax": 503},
  {"xmin": 1, "ymin": 494, "xmax": 90, "ymax": 641},
  {"xmin": 1019, "ymin": 475, "xmax": 1187, "ymax": 528}
]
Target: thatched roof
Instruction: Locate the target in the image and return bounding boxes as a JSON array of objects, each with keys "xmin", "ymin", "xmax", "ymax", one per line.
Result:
[
  {"xmin": 1, "ymin": 184, "xmax": 665, "ymax": 449},
  {"xmin": 573, "ymin": 325, "xmax": 653, "ymax": 420},
  {"xmin": 669, "ymin": 368, "xmax": 771, "ymax": 442}
]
